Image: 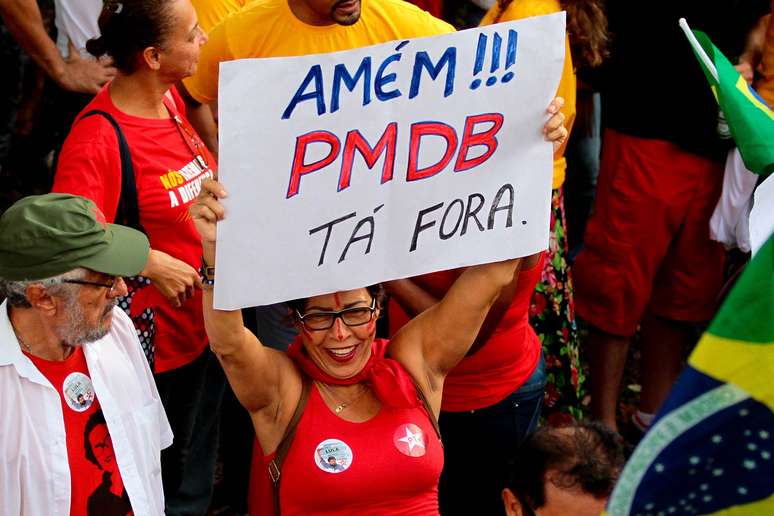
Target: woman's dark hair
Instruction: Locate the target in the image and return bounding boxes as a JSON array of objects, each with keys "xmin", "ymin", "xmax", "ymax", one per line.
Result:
[
  {"xmin": 83, "ymin": 410, "xmax": 108, "ymax": 469},
  {"xmin": 86, "ymin": 0, "xmax": 177, "ymax": 73},
  {"xmin": 496, "ymin": 0, "xmax": 609, "ymax": 69},
  {"xmin": 286, "ymin": 284, "xmax": 386, "ymax": 322},
  {"xmin": 507, "ymin": 421, "xmax": 625, "ymax": 511}
]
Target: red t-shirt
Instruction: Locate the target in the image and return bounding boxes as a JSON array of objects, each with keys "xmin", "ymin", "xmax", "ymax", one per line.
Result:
[
  {"xmin": 388, "ymin": 255, "xmax": 544, "ymax": 412},
  {"xmin": 406, "ymin": 0, "xmax": 442, "ymax": 17},
  {"xmin": 53, "ymin": 85, "xmax": 215, "ymax": 372},
  {"xmin": 27, "ymin": 347, "xmax": 132, "ymax": 515},
  {"xmin": 249, "ymin": 372, "xmax": 443, "ymax": 515}
]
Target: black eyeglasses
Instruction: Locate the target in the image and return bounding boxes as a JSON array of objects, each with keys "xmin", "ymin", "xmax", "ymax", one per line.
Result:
[
  {"xmin": 62, "ymin": 277, "xmax": 122, "ymax": 295},
  {"xmin": 296, "ymin": 298, "xmax": 377, "ymax": 331}
]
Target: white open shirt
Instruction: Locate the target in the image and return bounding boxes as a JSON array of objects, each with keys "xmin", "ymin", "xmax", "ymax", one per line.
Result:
[{"xmin": 0, "ymin": 301, "xmax": 173, "ymax": 516}]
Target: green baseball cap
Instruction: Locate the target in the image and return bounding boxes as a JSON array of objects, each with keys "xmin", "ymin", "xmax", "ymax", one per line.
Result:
[{"xmin": 0, "ymin": 193, "xmax": 150, "ymax": 281}]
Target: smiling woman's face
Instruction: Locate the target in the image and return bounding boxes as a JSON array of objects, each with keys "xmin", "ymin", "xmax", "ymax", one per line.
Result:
[{"xmin": 298, "ymin": 288, "xmax": 378, "ymax": 379}]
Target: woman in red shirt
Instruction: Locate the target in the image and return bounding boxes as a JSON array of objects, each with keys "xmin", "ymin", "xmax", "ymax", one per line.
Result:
[
  {"xmin": 188, "ymin": 99, "xmax": 566, "ymax": 515},
  {"xmin": 52, "ymin": 0, "xmax": 224, "ymax": 513}
]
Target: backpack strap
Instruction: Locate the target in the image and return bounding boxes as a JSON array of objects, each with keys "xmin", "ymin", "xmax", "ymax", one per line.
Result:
[
  {"xmin": 268, "ymin": 375, "xmax": 311, "ymax": 516},
  {"xmin": 77, "ymin": 110, "xmax": 143, "ymax": 232}
]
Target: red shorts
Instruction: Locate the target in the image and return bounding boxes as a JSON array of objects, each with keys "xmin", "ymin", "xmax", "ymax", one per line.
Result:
[{"xmin": 573, "ymin": 129, "xmax": 726, "ymax": 337}]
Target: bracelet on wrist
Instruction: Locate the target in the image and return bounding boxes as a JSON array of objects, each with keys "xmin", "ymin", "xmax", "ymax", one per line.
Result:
[{"xmin": 200, "ymin": 257, "xmax": 215, "ymax": 286}]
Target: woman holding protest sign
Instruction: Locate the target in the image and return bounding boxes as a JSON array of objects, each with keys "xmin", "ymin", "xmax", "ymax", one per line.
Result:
[
  {"xmin": 189, "ymin": 99, "xmax": 567, "ymax": 515},
  {"xmin": 51, "ymin": 0, "xmax": 226, "ymax": 513}
]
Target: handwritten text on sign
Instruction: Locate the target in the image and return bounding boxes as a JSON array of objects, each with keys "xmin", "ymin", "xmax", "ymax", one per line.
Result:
[{"xmin": 215, "ymin": 14, "xmax": 565, "ymax": 309}]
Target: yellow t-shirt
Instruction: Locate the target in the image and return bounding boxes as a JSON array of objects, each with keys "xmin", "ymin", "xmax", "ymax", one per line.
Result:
[
  {"xmin": 191, "ymin": 0, "xmax": 249, "ymax": 33},
  {"xmin": 481, "ymin": 0, "xmax": 576, "ymax": 189},
  {"xmin": 184, "ymin": 0, "xmax": 454, "ymax": 104}
]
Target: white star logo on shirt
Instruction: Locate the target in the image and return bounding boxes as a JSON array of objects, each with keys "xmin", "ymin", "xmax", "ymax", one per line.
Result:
[{"xmin": 398, "ymin": 426, "xmax": 425, "ymax": 453}]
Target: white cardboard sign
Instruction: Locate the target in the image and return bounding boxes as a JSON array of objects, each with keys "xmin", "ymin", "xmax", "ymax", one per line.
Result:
[{"xmin": 215, "ymin": 14, "xmax": 565, "ymax": 309}]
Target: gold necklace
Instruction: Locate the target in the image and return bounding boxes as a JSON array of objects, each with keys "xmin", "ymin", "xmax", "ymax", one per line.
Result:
[{"xmin": 317, "ymin": 382, "xmax": 370, "ymax": 414}]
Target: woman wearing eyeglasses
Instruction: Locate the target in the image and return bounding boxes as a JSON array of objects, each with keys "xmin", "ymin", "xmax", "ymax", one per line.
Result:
[
  {"xmin": 189, "ymin": 98, "xmax": 567, "ymax": 515},
  {"xmin": 51, "ymin": 0, "xmax": 225, "ymax": 513}
]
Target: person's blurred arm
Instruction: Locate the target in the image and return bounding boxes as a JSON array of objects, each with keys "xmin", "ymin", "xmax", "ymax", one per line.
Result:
[
  {"xmin": 384, "ymin": 278, "xmax": 440, "ymax": 318},
  {"xmin": 387, "ymin": 271, "xmax": 515, "ymax": 357},
  {"xmin": 737, "ymin": 13, "xmax": 771, "ymax": 83},
  {"xmin": 755, "ymin": 11, "xmax": 774, "ymax": 105},
  {"xmin": 0, "ymin": 0, "xmax": 115, "ymax": 93}
]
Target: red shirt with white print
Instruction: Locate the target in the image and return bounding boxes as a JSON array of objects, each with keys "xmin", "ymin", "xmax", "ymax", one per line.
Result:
[
  {"xmin": 53, "ymin": 85, "xmax": 215, "ymax": 372},
  {"xmin": 26, "ymin": 347, "xmax": 132, "ymax": 515}
]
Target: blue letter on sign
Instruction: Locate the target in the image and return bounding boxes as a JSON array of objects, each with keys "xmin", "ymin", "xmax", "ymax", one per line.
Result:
[
  {"xmin": 408, "ymin": 47, "xmax": 457, "ymax": 100},
  {"xmin": 282, "ymin": 65, "xmax": 326, "ymax": 120},
  {"xmin": 331, "ymin": 57, "xmax": 372, "ymax": 113}
]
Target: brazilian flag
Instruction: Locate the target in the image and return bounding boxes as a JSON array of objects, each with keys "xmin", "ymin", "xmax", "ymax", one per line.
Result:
[
  {"xmin": 685, "ymin": 26, "xmax": 774, "ymax": 176},
  {"xmin": 605, "ymin": 234, "xmax": 774, "ymax": 516}
]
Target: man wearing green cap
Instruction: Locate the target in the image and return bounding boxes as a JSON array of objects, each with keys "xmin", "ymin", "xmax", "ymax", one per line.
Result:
[{"xmin": 0, "ymin": 193, "xmax": 172, "ymax": 515}]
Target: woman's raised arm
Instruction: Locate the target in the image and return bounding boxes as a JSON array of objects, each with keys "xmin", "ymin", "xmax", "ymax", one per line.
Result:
[
  {"xmin": 389, "ymin": 258, "xmax": 523, "ymax": 390},
  {"xmin": 190, "ymin": 178, "xmax": 292, "ymax": 414}
]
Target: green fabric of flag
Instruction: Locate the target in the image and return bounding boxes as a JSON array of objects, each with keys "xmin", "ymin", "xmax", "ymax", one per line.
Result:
[
  {"xmin": 606, "ymin": 235, "xmax": 774, "ymax": 515},
  {"xmin": 707, "ymin": 233, "xmax": 774, "ymax": 344},
  {"xmin": 689, "ymin": 233, "xmax": 774, "ymax": 410},
  {"xmin": 690, "ymin": 30, "xmax": 774, "ymax": 176}
]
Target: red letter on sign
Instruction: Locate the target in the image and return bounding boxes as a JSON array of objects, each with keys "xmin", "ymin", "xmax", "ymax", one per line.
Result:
[
  {"xmin": 339, "ymin": 123, "xmax": 398, "ymax": 191},
  {"xmin": 454, "ymin": 113, "xmax": 504, "ymax": 172},
  {"xmin": 287, "ymin": 130, "xmax": 341, "ymax": 198},
  {"xmin": 406, "ymin": 122, "xmax": 458, "ymax": 182}
]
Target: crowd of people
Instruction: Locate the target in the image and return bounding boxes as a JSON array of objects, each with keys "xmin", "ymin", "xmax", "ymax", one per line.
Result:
[{"xmin": 0, "ymin": 0, "xmax": 771, "ymax": 514}]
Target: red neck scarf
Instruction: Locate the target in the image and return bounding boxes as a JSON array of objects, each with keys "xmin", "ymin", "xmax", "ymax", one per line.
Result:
[{"xmin": 286, "ymin": 337, "xmax": 418, "ymax": 409}]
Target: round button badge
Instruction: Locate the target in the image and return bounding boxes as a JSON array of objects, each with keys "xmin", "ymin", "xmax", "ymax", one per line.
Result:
[
  {"xmin": 62, "ymin": 372, "xmax": 95, "ymax": 412},
  {"xmin": 393, "ymin": 423, "xmax": 426, "ymax": 457},
  {"xmin": 314, "ymin": 438, "xmax": 354, "ymax": 474}
]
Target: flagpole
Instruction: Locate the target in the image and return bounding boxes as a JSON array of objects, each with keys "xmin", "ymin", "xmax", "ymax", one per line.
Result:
[{"xmin": 678, "ymin": 18, "xmax": 719, "ymax": 82}]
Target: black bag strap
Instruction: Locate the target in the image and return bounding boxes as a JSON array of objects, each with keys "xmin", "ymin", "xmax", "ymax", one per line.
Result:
[
  {"xmin": 77, "ymin": 110, "xmax": 143, "ymax": 232},
  {"xmin": 268, "ymin": 375, "xmax": 311, "ymax": 516},
  {"xmin": 412, "ymin": 378, "xmax": 442, "ymax": 444}
]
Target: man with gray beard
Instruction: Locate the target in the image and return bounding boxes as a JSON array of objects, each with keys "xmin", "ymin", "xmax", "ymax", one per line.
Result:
[{"xmin": 0, "ymin": 193, "xmax": 172, "ymax": 516}]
